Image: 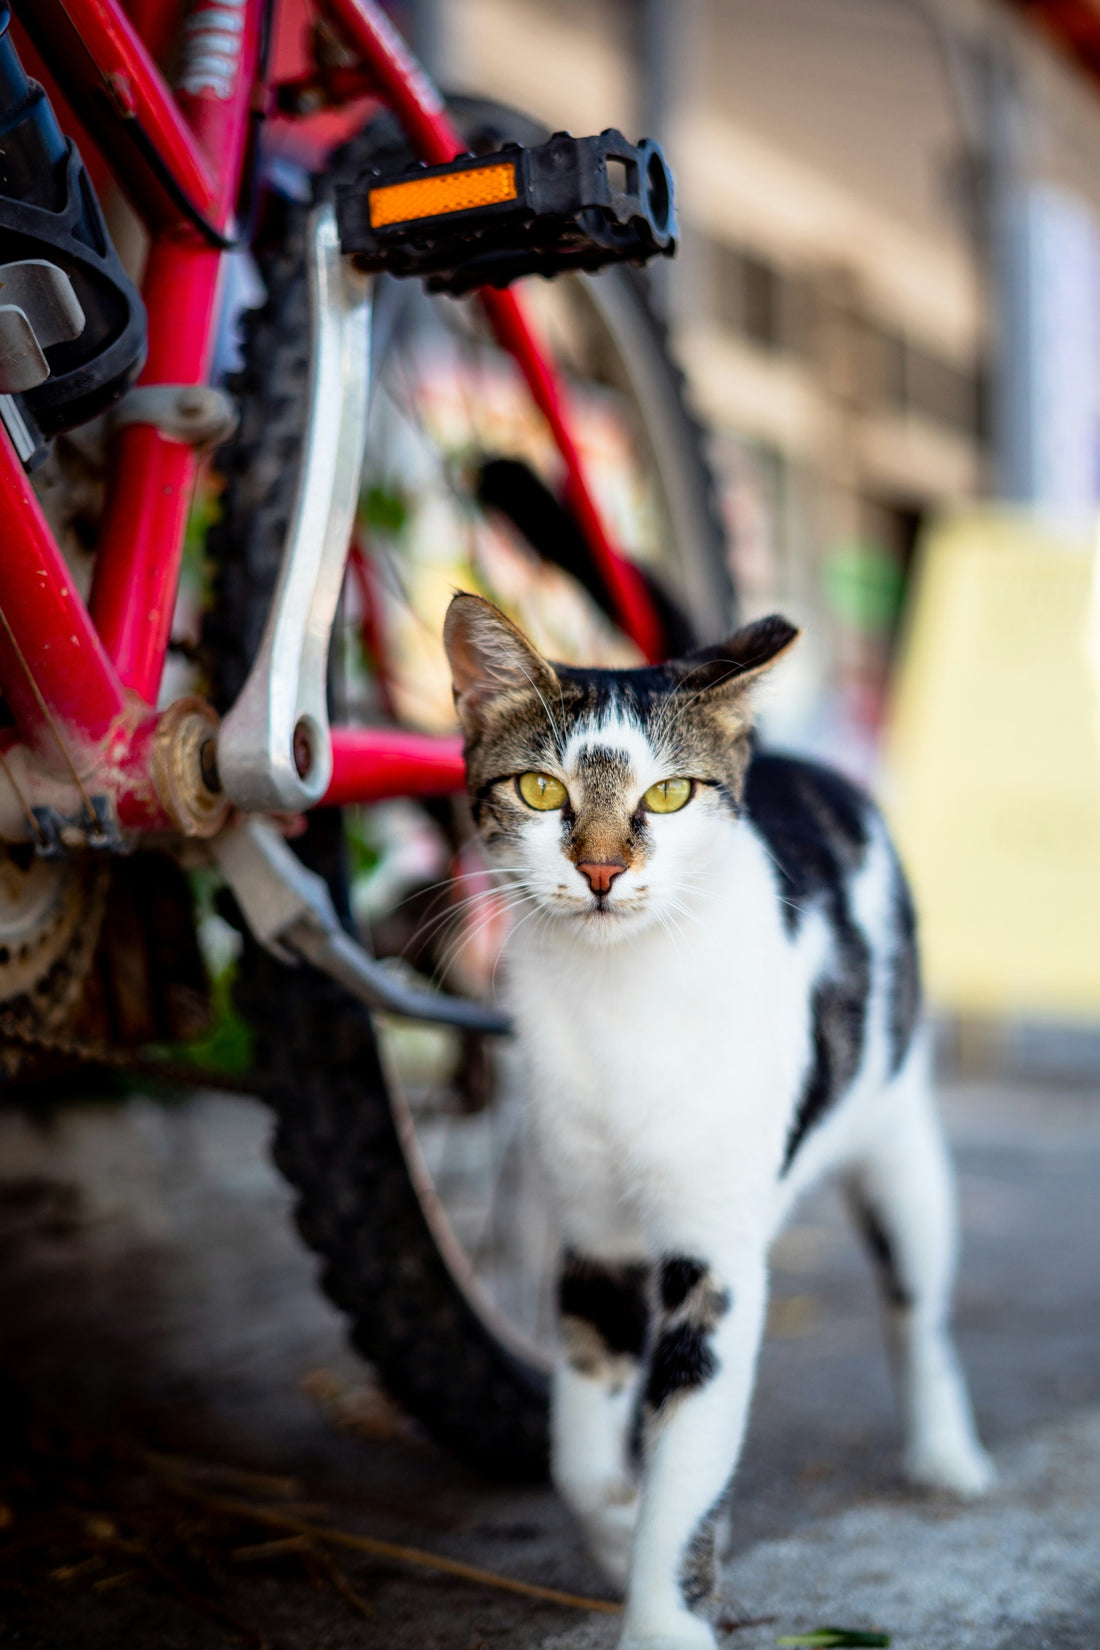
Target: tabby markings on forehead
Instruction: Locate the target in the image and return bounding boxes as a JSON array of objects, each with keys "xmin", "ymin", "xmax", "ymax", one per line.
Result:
[
  {"xmin": 574, "ymin": 744, "xmax": 636, "ymax": 804},
  {"xmin": 563, "ymin": 712, "xmax": 658, "ymax": 786}
]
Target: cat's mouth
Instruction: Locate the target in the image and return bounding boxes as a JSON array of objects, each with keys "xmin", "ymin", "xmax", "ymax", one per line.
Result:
[
  {"xmin": 576, "ymin": 891, "xmax": 648, "ymax": 924},
  {"xmin": 534, "ymin": 881, "xmax": 651, "ymax": 929}
]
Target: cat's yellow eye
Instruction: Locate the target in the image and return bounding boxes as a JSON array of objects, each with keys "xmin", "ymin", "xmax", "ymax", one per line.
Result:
[
  {"xmin": 517, "ymin": 771, "xmax": 568, "ymax": 810},
  {"xmin": 642, "ymin": 778, "xmax": 693, "ymax": 814}
]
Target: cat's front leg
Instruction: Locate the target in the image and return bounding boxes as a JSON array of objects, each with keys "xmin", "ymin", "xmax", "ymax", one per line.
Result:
[
  {"xmin": 620, "ymin": 1251, "xmax": 767, "ymax": 1650},
  {"xmin": 553, "ymin": 1249, "xmax": 650, "ymax": 1592}
]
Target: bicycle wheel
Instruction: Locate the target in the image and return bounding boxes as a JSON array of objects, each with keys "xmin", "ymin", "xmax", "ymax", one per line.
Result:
[{"xmin": 203, "ymin": 98, "xmax": 731, "ymax": 1477}]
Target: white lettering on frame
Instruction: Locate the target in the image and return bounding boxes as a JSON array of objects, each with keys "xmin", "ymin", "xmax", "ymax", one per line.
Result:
[{"xmin": 176, "ymin": 0, "xmax": 248, "ymax": 100}]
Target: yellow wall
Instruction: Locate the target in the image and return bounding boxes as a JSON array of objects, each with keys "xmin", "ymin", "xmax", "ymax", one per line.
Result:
[{"xmin": 885, "ymin": 511, "xmax": 1100, "ymax": 1020}]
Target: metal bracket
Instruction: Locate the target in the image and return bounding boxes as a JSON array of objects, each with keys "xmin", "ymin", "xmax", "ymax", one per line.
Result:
[
  {"xmin": 216, "ymin": 204, "xmax": 373, "ymax": 811},
  {"xmin": 212, "ymin": 818, "xmax": 511, "ymax": 1035},
  {"xmin": 0, "ymin": 392, "xmax": 43, "ymax": 465},
  {"xmin": 110, "ymin": 382, "xmax": 239, "ymax": 447},
  {"xmin": 30, "ymin": 795, "xmax": 121, "ymax": 856},
  {"xmin": 0, "ymin": 259, "xmax": 85, "ymax": 394}
]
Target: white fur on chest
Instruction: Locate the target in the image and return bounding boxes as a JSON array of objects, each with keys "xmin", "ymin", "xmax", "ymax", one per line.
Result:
[{"xmin": 505, "ymin": 825, "xmax": 822, "ymax": 1252}]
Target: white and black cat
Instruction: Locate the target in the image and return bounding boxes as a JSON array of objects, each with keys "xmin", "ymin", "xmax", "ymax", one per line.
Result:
[{"xmin": 443, "ymin": 593, "xmax": 993, "ymax": 1650}]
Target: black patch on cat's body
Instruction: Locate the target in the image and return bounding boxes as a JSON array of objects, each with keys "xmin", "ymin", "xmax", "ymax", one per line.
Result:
[
  {"xmin": 783, "ymin": 947, "xmax": 870, "ymax": 1173},
  {"xmin": 745, "ymin": 755, "xmax": 875, "ymax": 1174},
  {"xmin": 886, "ymin": 852, "xmax": 921, "ymax": 1075},
  {"xmin": 558, "ymin": 1251, "xmax": 649, "ymax": 1359},
  {"xmin": 660, "ymin": 1256, "xmax": 707, "ymax": 1311},
  {"xmin": 646, "ymin": 1323, "xmax": 718, "ymax": 1412},
  {"xmin": 851, "ymin": 1195, "xmax": 912, "ymax": 1309},
  {"xmin": 645, "ymin": 1261, "xmax": 730, "ymax": 1415},
  {"xmin": 743, "ymin": 752, "xmax": 870, "ymax": 937}
]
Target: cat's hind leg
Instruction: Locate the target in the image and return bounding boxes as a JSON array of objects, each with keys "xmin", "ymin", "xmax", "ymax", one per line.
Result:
[
  {"xmin": 846, "ymin": 1048, "xmax": 994, "ymax": 1497},
  {"xmin": 553, "ymin": 1249, "xmax": 650, "ymax": 1592}
]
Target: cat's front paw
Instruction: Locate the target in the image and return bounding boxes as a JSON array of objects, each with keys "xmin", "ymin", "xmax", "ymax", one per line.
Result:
[
  {"xmin": 618, "ymin": 1613, "xmax": 717, "ymax": 1650},
  {"xmin": 581, "ymin": 1486, "xmax": 639, "ymax": 1594},
  {"xmin": 904, "ymin": 1438, "xmax": 996, "ymax": 1499}
]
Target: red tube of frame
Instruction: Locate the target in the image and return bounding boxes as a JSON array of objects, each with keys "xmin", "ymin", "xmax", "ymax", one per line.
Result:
[
  {"xmin": 0, "ymin": 431, "xmax": 126, "ymax": 761},
  {"xmin": 89, "ymin": 240, "xmax": 224, "ymax": 704},
  {"xmin": 90, "ymin": 0, "xmax": 265, "ymax": 705},
  {"xmin": 324, "ymin": 728, "xmax": 466, "ymax": 807}
]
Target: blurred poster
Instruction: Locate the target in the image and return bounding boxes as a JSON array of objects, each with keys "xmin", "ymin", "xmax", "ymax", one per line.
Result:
[{"xmin": 885, "ymin": 510, "xmax": 1100, "ymax": 1019}]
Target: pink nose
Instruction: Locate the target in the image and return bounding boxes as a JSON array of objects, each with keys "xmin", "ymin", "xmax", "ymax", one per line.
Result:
[{"xmin": 576, "ymin": 861, "xmax": 626, "ymax": 896}]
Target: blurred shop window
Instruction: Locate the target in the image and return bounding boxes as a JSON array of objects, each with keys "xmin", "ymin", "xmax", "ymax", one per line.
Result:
[
  {"xmin": 861, "ymin": 319, "xmax": 983, "ymax": 440},
  {"xmin": 710, "ymin": 240, "xmax": 814, "ymax": 358},
  {"xmin": 862, "ymin": 322, "xmax": 907, "ymax": 411},
  {"xmin": 742, "ymin": 252, "xmax": 782, "ymax": 351},
  {"xmin": 907, "ymin": 344, "xmax": 981, "ymax": 439}
]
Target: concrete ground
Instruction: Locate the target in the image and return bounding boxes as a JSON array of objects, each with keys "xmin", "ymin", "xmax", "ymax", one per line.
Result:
[{"xmin": 0, "ymin": 1072, "xmax": 1097, "ymax": 1650}]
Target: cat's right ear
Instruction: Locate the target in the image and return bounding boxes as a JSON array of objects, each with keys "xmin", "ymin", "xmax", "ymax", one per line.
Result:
[
  {"xmin": 443, "ymin": 593, "xmax": 558, "ymax": 735},
  {"xmin": 676, "ymin": 614, "xmax": 800, "ymax": 696}
]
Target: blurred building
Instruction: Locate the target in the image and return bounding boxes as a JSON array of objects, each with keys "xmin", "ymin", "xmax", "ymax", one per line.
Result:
[{"xmin": 426, "ymin": 0, "xmax": 1100, "ymax": 752}]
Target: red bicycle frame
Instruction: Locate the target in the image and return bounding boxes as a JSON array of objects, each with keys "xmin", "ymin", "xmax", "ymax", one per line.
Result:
[{"xmin": 0, "ymin": 0, "xmax": 662, "ymax": 849}]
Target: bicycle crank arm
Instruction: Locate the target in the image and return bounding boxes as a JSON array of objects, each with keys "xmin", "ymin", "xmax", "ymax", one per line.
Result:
[
  {"xmin": 216, "ymin": 205, "xmax": 372, "ymax": 812},
  {"xmin": 213, "ymin": 818, "xmax": 512, "ymax": 1036}
]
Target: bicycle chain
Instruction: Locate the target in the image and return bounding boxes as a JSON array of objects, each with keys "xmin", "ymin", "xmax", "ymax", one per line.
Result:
[
  {"xmin": 0, "ymin": 871, "xmax": 258, "ymax": 1096},
  {"xmin": 0, "ymin": 1008, "xmax": 263, "ymax": 1096}
]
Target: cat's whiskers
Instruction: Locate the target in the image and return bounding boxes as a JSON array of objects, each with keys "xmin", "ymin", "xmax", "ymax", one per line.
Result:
[
  {"xmin": 490, "ymin": 896, "xmax": 554, "ymax": 994},
  {"xmin": 382, "ymin": 862, "xmax": 528, "ymax": 915},
  {"xmin": 662, "ymin": 893, "xmax": 701, "ymax": 929},
  {"xmin": 651, "ymin": 902, "xmax": 688, "ymax": 967},
  {"xmin": 751, "ymin": 838, "xmax": 806, "ymax": 921},
  {"xmin": 429, "ymin": 887, "xmax": 543, "ymax": 986},
  {"xmin": 420, "ymin": 886, "xmax": 537, "ymax": 960},
  {"xmin": 382, "ymin": 865, "xmax": 533, "ymax": 956},
  {"xmin": 404, "ymin": 877, "xmax": 534, "ymax": 955}
]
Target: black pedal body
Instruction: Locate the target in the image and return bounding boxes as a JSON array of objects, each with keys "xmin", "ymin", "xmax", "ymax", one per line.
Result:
[{"xmin": 336, "ymin": 129, "xmax": 676, "ymax": 295}]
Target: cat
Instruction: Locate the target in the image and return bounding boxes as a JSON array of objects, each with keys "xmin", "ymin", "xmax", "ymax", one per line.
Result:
[{"xmin": 443, "ymin": 592, "xmax": 994, "ymax": 1650}]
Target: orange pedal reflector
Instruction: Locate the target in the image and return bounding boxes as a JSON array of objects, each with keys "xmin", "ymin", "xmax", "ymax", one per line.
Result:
[{"xmin": 368, "ymin": 163, "xmax": 518, "ymax": 229}]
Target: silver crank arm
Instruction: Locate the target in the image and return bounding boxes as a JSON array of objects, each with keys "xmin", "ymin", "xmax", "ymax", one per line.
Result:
[
  {"xmin": 217, "ymin": 205, "xmax": 372, "ymax": 811},
  {"xmin": 213, "ymin": 818, "xmax": 512, "ymax": 1036}
]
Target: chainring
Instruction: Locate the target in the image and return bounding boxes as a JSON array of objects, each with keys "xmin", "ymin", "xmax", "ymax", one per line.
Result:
[{"xmin": 0, "ymin": 848, "xmax": 109, "ymax": 1079}]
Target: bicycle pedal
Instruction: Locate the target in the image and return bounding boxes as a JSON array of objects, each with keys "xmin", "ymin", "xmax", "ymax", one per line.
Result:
[{"xmin": 335, "ymin": 129, "xmax": 676, "ymax": 294}]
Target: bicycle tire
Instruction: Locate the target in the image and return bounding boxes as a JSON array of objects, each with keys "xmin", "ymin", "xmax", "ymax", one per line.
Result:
[{"xmin": 202, "ymin": 98, "xmax": 731, "ymax": 1479}]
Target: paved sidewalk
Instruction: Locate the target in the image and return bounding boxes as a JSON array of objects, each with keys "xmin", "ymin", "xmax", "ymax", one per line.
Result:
[
  {"xmin": 544, "ymin": 1408, "xmax": 1100, "ymax": 1650},
  {"xmin": 0, "ymin": 1074, "xmax": 1097, "ymax": 1649}
]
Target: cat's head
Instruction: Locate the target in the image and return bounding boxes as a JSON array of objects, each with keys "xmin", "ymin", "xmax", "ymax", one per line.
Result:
[{"xmin": 443, "ymin": 594, "xmax": 798, "ymax": 943}]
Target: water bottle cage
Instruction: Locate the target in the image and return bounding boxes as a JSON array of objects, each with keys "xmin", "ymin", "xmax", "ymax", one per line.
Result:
[
  {"xmin": 0, "ymin": 143, "xmax": 147, "ymax": 437},
  {"xmin": 0, "ymin": 7, "xmax": 145, "ymax": 445},
  {"xmin": 335, "ymin": 129, "xmax": 677, "ymax": 295}
]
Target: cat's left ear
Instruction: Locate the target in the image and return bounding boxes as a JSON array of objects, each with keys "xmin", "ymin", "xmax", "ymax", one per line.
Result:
[
  {"xmin": 674, "ymin": 614, "xmax": 800, "ymax": 697},
  {"xmin": 443, "ymin": 591, "xmax": 559, "ymax": 736}
]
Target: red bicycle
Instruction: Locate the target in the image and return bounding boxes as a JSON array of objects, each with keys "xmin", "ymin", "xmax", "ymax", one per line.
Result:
[{"xmin": 0, "ymin": 0, "xmax": 730, "ymax": 1474}]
